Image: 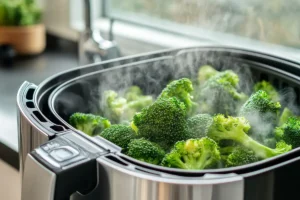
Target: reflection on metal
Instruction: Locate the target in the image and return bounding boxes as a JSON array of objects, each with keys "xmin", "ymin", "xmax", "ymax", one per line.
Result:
[
  {"xmin": 96, "ymin": 156, "xmax": 245, "ymax": 200},
  {"xmin": 21, "ymin": 155, "xmax": 56, "ymax": 200}
]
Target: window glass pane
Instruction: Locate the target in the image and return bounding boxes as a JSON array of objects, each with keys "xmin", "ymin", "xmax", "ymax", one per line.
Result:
[{"xmin": 109, "ymin": 0, "xmax": 300, "ymax": 49}]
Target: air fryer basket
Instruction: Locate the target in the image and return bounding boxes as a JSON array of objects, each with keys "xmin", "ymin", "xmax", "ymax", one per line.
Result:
[{"xmin": 49, "ymin": 47, "xmax": 300, "ymax": 175}]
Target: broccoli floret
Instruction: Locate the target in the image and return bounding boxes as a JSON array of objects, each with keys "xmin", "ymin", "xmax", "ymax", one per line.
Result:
[
  {"xmin": 254, "ymin": 80, "xmax": 279, "ymax": 102},
  {"xmin": 158, "ymin": 78, "xmax": 195, "ymax": 112},
  {"xmin": 207, "ymin": 114, "xmax": 291, "ymax": 159},
  {"xmin": 100, "ymin": 124, "xmax": 137, "ymax": 151},
  {"xmin": 187, "ymin": 114, "xmax": 213, "ymax": 139},
  {"xmin": 102, "ymin": 90, "xmax": 127, "ymax": 122},
  {"xmin": 69, "ymin": 112, "xmax": 111, "ymax": 136},
  {"xmin": 124, "ymin": 96, "xmax": 153, "ymax": 117},
  {"xmin": 240, "ymin": 90, "xmax": 281, "ymax": 123},
  {"xmin": 197, "ymin": 65, "xmax": 218, "ymax": 85},
  {"xmin": 102, "ymin": 87, "xmax": 153, "ymax": 123},
  {"xmin": 239, "ymin": 90, "xmax": 281, "ymax": 140},
  {"xmin": 225, "ymin": 147, "xmax": 261, "ymax": 167},
  {"xmin": 278, "ymin": 107, "xmax": 294, "ymax": 127},
  {"xmin": 274, "ymin": 117, "xmax": 300, "ymax": 148},
  {"xmin": 161, "ymin": 137, "xmax": 221, "ymax": 169},
  {"xmin": 127, "ymin": 138, "xmax": 165, "ymax": 165},
  {"xmin": 199, "ymin": 70, "xmax": 248, "ymax": 116},
  {"xmin": 133, "ymin": 97, "xmax": 188, "ymax": 150},
  {"xmin": 124, "ymin": 86, "xmax": 143, "ymax": 101}
]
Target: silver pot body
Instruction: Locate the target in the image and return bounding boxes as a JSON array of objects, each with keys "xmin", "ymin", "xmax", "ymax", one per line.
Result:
[
  {"xmin": 21, "ymin": 131, "xmax": 245, "ymax": 200},
  {"xmin": 17, "ymin": 46, "xmax": 300, "ymax": 200},
  {"xmin": 21, "ymin": 130, "xmax": 300, "ymax": 200},
  {"xmin": 94, "ymin": 156, "xmax": 244, "ymax": 200}
]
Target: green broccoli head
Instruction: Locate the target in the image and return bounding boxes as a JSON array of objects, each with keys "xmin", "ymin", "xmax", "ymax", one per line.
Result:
[
  {"xmin": 275, "ymin": 117, "xmax": 300, "ymax": 149},
  {"xmin": 124, "ymin": 96, "xmax": 153, "ymax": 115},
  {"xmin": 126, "ymin": 138, "xmax": 165, "ymax": 165},
  {"xmin": 69, "ymin": 112, "xmax": 111, "ymax": 136},
  {"xmin": 102, "ymin": 90, "xmax": 127, "ymax": 122},
  {"xmin": 225, "ymin": 147, "xmax": 260, "ymax": 167},
  {"xmin": 197, "ymin": 65, "xmax": 218, "ymax": 85},
  {"xmin": 275, "ymin": 140, "xmax": 292, "ymax": 152},
  {"xmin": 161, "ymin": 137, "xmax": 221, "ymax": 170},
  {"xmin": 207, "ymin": 114, "xmax": 291, "ymax": 159},
  {"xmin": 239, "ymin": 90, "xmax": 281, "ymax": 138},
  {"xmin": 133, "ymin": 97, "xmax": 189, "ymax": 149},
  {"xmin": 254, "ymin": 81, "xmax": 279, "ymax": 102},
  {"xmin": 240, "ymin": 90, "xmax": 281, "ymax": 119},
  {"xmin": 102, "ymin": 87, "xmax": 153, "ymax": 123},
  {"xmin": 187, "ymin": 114, "xmax": 213, "ymax": 139},
  {"xmin": 100, "ymin": 124, "xmax": 137, "ymax": 152},
  {"xmin": 199, "ymin": 70, "xmax": 247, "ymax": 116},
  {"xmin": 124, "ymin": 86, "xmax": 143, "ymax": 101},
  {"xmin": 158, "ymin": 78, "xmax": 195, "ymax": 112}
]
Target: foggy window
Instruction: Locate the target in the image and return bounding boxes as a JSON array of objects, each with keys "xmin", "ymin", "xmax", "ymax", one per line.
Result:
[{"xmin": 105, "ymin": 0, "xmax": 300, "ymax": 49}]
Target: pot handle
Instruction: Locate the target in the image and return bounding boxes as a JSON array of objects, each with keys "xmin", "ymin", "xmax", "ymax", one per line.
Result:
[
  {"xmin": 17, "ymin": 81, "xmax": 68, "ymax": 174},
  {"xmin": 21, "ymin": 132, "xmax": 105, "ymax": 200},
  {"xmin": 17, "ymin": 81, "xmax": 67, "ymax": 136}
]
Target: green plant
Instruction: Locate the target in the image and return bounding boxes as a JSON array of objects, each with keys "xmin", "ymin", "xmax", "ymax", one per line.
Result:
[{"xmin": 0, "ymin": 0, "xmax": 42, "ymax": 26}]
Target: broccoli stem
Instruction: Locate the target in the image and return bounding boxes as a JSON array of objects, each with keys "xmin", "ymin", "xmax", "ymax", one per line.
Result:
[
  {"xmin": 183, "ymin": 155, "xmax": 205, "ymax": 169},
  {"xmin": 198, "ymin": 152, "xmax": 212, "ymax": 169},
  {"xmin": 182, "ymin": 151, "xmax": 211, "ymax": 169},
  {"xmin": 174, "ymin": 157, "xmax": 189, "ymax": 169},
  {"xmin": 237, "ymin": 132, "xmax": 282, "ymax": 158}
]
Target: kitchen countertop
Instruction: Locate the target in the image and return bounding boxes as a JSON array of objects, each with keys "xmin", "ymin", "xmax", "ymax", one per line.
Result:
[{"xmin": 0, "ymin": 35, "xmax": 78, "ymax": 169}]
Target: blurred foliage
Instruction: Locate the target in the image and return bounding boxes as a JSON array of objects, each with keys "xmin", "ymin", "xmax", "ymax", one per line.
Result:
[
  {"xmin": 110, "ymin": 0, "xmax": 300, "ymax": 48},
  {"xmin": 0, "ymin": 0, "xmax": 42, "ymax": 26}
]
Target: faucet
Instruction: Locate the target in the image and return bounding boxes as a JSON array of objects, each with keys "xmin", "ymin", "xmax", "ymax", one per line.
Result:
[{"xmin": 79, "ymin": 0, "xmax": 121, "ymax": 65}]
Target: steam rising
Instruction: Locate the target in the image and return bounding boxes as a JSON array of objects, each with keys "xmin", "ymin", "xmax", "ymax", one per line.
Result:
[{"xmin": 54, "ymin": 48, "xmax": 300, "ymax": 145}]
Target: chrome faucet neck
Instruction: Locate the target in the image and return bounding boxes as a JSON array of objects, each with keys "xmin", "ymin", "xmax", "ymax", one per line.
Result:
[
  {"xmin": 79, "ymin": 0, "xmax": 121, "ymax": 65},
  {"xmin": 84, "ymin": 0, "xmax": 92, "ymax": 31}
]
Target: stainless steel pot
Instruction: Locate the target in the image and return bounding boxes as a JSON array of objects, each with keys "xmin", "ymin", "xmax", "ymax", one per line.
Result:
[{"xmin": 17, "ymin": 46, "xmax": 300, "ymax": 200}]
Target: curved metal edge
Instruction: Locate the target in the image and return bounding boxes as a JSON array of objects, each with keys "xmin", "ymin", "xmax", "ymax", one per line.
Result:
[
  {"xmin": 243, "ymin": 155, "xmax": 300, "ymax": 178},
  {"xmin": 97, "ymin": 154, "xmax": 244, "ymax": 185},
  {"xmin": 17, "ymin": 81, "xmax": 68, "ymax": 175},
  {"xmin": 17, "ymin": 82, "xmax": 54, "ymax": 137},
  {"xmin": 17, "ymin": 81, "xmax": 47, "ymax": 175}
]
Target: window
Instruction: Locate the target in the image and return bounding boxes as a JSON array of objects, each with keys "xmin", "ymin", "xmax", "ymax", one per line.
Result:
[{"xmin": 103, "ymin": 0, "xmax": 300, "ymax": 51}]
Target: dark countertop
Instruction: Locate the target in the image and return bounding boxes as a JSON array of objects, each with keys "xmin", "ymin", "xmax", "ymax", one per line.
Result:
[{"xmin": 0, "ymin": 35, "xmax": 79, "ymax": 169}]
